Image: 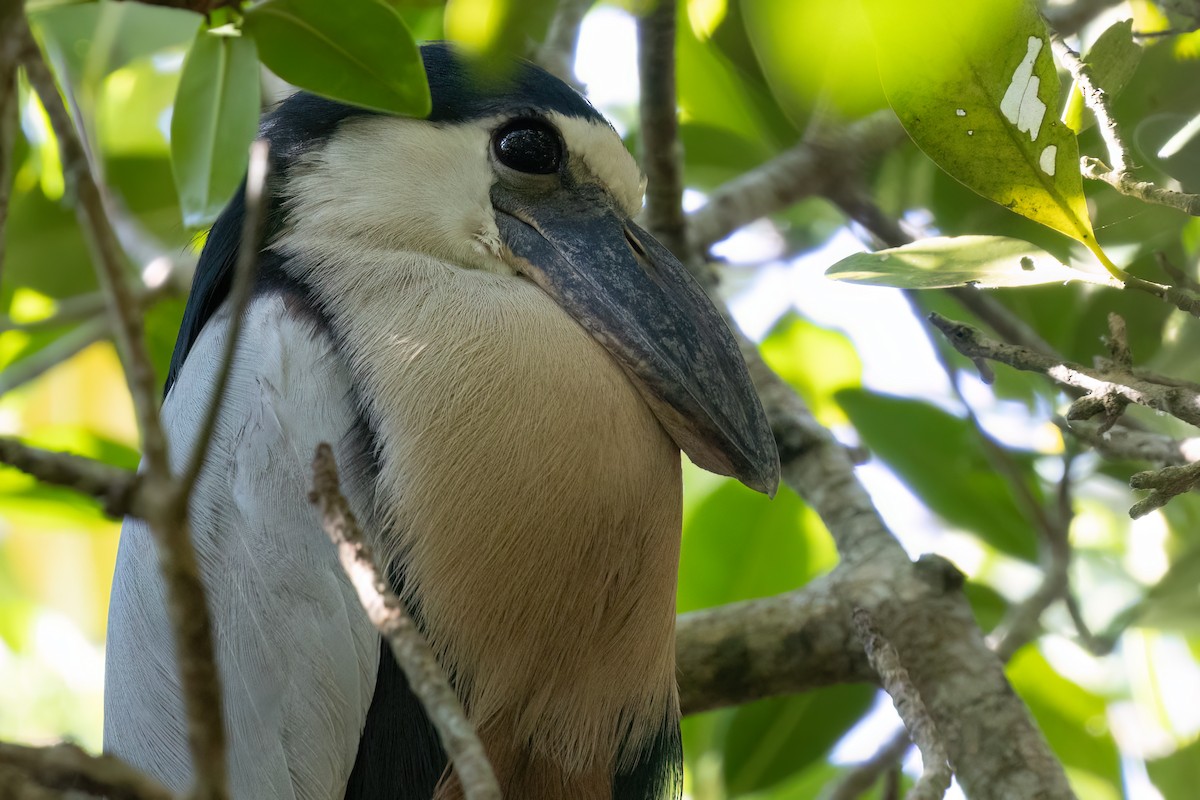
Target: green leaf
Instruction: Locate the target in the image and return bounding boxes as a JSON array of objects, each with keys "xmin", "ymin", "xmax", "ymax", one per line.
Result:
[
  {"xmin": 862, "ymin": 0, "xmax": 1100, "ymax": 253},
  {"xmin": 825, "ymin": 236, "xmax": 1117, "ymax": 289},
  {"xmin": 836, "ymin": 389, "xmax": 1040, "ymax": 561},
  {"xmin": 170, "ymin": 29, "xmax": 261, "ymax": 227},
  {"xmin": 1063, "ymin": 20, "xmax": 1143, "ymax": 133},
  {"xmin": 1148, "ymin": 737, "xmax": 1200, "ymax": 800},
  {"xmin": 1008, "ymin": 648, "xmax": 1121, "ymax": 789},
  {"xmin": 243, "ymin": 0, "xmax": 429, "ymax": 116},
  {"xmin": 678, "ymin": 480, "xmax": 828, "ymax": 615},
  {"xmin": 760, "ymin": 314, "xmax": 862, "ymax": 427},
  {"xmin": 722, "ymin": 685, "xmax": 877, "ymax": 795}
]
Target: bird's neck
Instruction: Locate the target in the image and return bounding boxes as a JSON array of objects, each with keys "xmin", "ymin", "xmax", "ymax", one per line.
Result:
[{"xmin": 298, "ymin": 247, "xmax": 683, "ymax": 780}]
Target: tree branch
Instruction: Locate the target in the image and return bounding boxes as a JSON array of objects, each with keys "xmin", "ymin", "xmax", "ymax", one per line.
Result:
[
  {"xmin": 677, "ymin": 570, "xmax": 875, "ymax": 715},
  {"xmin": 535, "ymin": 0, "xmax": 590, "ymax": 88},
  {"xmin": 0, "ymin": 0, "xmax": 20, "ymax": 284},
  {"xmin": 636, "ymin": 0, "xmax": 689, "ymax": 264},
  {"xmin": 687, "ymin": 112, "xmax": 905, "ymax": 252},
  {"xmin": 929, "ymin": 312, "xmax": 1200, "ymax": 429},
  {"xmin": 308, "ymin": 444, "xmax": 500, "ymax": 800},
  {"xmin": 0, "ymin": 435, "xmax": 140, "ymax": 517},
  {"xmin": 18, "ymin": 17, "xmax": 228, "ymax": 800},
  {"xmin": 178, "ymin": 141, "xmax": 268, "ymax": 498},
  {"xmin": 0, "ymin": 741, "xmax": 175, "ymax": 800},
  {"xmin": 854, "ymin": 609, "xmax": 953, "ymax": 800}
]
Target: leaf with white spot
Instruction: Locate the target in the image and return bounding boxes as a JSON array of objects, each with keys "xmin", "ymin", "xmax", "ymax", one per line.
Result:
[
  {"xmin": 824, "ymin": 236, "xmax": 1118, "ymax": 289},
  {"xmin": 862, "ymin": 0, "xmax": 1098, "ymax": 251}
]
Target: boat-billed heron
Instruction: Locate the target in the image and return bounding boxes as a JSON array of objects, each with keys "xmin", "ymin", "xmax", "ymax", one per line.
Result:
[{"xmin": 104, "ymin": 42, "xmax": 778, "ymax": 800}]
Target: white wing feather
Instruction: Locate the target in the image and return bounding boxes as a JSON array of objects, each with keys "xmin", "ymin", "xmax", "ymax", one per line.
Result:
[{"xmin": 104, "ymin": 294, "xmax": 379, "ymax": 800}]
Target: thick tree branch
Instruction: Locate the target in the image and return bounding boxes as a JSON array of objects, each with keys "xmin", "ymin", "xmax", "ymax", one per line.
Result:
[
  {"xmin": 636, "ymin": 0, "xmax": 689, "ymax": 263},
  {"xmin": 0, "ymin": 742, "xmax": 175, "ymax": 800},
  {"xmin": 854, "ymin": 609, "xmax": 953, "ymax": 800},
  {"xmin": 535, "ymin": 0, "xmax": 590, "ymax": 88},
  {"xmin": 677, "ymin": 570, "xmax": 875, "ymax": 715},
  {"xmin": 309, "ymin": 444, "xmax": 500, "ymax": 800}
]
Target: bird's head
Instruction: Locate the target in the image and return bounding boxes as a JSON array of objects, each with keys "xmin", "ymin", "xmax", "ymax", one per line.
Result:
[{"xmin": 181, "ymin": 42, "xmax": 780, "ymax": 496}]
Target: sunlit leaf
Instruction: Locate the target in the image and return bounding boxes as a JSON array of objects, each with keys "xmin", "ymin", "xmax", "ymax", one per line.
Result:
[
  {"xmin": 837, "ymin": 389, "xmax": 1040, "ymax": 561},
  {"xmin": 1063, "ymin": 20, "xmax": 1142, "ymax": 133},
  {"xmin": 722, "ymin": 686, "xmax": 876, "ymax": 795},
  {"xmin": 760, "ymin": 314, "xmax": 862, "ymax": 427},
  {"xmin": 1148, "ymin": 737, "xmax": 1200, "ymax": 800},
  {"xmin": 862, "ymin": 0, "xmax": 1106, "ymax": 263},
  {"xmin": 678, "ymin": 480, "xmax": 828, "ymax": 614},
  {"xmin": 170, "ymin": 29, "xmax": 260, "ymax": 227},
  {"xmin": 826, "ymin": 236, "xmax": 1117, "ymax": 289},
  {"xmin": 245, "ymin": 0, "xmax": 430, "ymax": 116},
  {"xmin": 743, "ymin": 0, "xmax": 886, "ymax": 122},
  {"xmin": 444, "ymin": 0, "xmax": 557, "ymax": 65}
]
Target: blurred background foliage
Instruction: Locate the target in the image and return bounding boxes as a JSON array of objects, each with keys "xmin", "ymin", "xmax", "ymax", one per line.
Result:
[{"xmin": 3, "ymin": 0, "xmax": 1200, "ymax": 799}]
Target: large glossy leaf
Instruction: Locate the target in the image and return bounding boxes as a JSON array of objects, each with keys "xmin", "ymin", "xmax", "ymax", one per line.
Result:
[
  {"xmin": 1008, "ymin": 648, "xmax": 1122, "ymax": 789},
  {"xmin": 742, "ymin": 0, "xmax": 886, "ymax": 121},
  {"xmin": 722, "ymin": 685, "xmax": 877, "ymax": 795},
  {"xmin": 170, "ymin": 29, "xmax": 260, "ymax": 227},
  {"xmin": 836, "ymin": 389, "xmax": 1040, "ymax": 561},
  {"xmin": 678, "ymin": 479, "xmax": 830, "ymax": 615},
  {"xmin": 825, "ymin": 236, "xmax": 1117, "ymax": 289},
  {"xmin": 862, "ymin": 0, "xmax": 1105, "ymax": 262},
  {"xmin": 243, "ymin": 0, "xmax": 429, "ymax": 116}
]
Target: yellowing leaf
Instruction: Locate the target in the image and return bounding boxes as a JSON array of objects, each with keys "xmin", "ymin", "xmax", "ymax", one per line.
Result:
[{"xmin": 863, "ymin": 0, "xmax": 1097, "ymax": 250}]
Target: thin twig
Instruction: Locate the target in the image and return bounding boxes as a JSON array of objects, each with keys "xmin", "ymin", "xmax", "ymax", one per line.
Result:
[
  {"xmin": 178, "ymin": 141, "xmax": 268, "ymax": 499},
  {"xmin": 1081, "ymin": 156, "xmax": 1200, "ymax": 216},
  {"xmin": 687, "ymin": 112, "xmax": 904, "ymax": 252},
  {"xmin": 1061, "ymin": 419, "xmax": 1200, "ymax": 465},
  {"xmin": 19, "ymin": 19, "xmax": 228, "ymax": 800},
  {"xmin": 0, "ymin": 315, "xmax": 110, "ymax": 395},
  {"xmin": 929, "ymin": 312, "xmax": 1200, "ymax": 429},
  {"xmin": 1051, "ymin": 34, "xmax": 1129, "ymax": 173},
  {"xmin": 0, "ymin": 741, "xmax": 175, "ymax": 800},
  {"xmin": 535, "ymin": 0, "xmax": 591, "ymax": 88},
  {"xmin": 637, "ymin": 0, "xmax": 690, "ymax": 266},
  {"xmin": 825, "ymin": 729, "xmax": 912, "ymax": 800},
  {"xmin": 19, "ymin": 24, "xmax": 169, "ymax": 475},
  {"xmin": 853, "ymin": 609, "xmax": 953, "ymax": 800},
  {"xmin": 0, "ymin": 435, "xmax": 141, "ymax": 517},
  {"xmin": 1052, "ymin": 33, "xmax": 1200, "ymax": 217},
  {"xmin": 308, "ymin": 444, "xmax": 500, "ymax": 800},
  {"xmin": 1129, "ymin": 461, "xmax": 1200, "ymax": 518},
  {"xmin": 0, "ymin": 0, "xmax": 21, "ymax": 284}
]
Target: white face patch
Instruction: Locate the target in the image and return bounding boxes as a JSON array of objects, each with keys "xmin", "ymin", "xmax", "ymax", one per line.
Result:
[
  {"xmin": 1000, "ymin": 36, "xmax": 1047, "ymax": 141},
  {"xmin": 549, "ymin": 112, "xmax": 646, "ymax": 216},
  {"xmin": 275, "ymin": 109, "xmax": 645, "ymax": 283}
]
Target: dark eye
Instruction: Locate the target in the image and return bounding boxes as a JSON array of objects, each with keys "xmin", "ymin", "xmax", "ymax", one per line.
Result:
[{"xmin": 493, "ymin": 119, "xmax": 563, "ymax": 174}]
